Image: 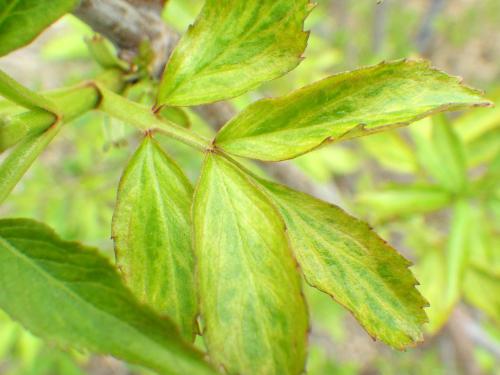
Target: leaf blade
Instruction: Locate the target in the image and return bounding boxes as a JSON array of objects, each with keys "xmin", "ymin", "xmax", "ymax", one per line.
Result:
[
  {"xmin": 193, "ymin": 153, "xmax": 308, "ymax": 375},
  {"xmin": 259, "ymin": 180, "xmax": 428, "ymax": 349},
  {"xmin": 0, "ymin": 219, "xmax": 216, "ymax": 375},
  {"xmin": 216, "ymin": 59, "xmax": 491, "ymax": 161},
  {"xmin": 156, "ymin": 0, "xmax": 311, "ymax": 107},
  {"xmin": 112, "ymin": 137, "xmax": 197, "ymax": 340},
  {"xmin": 0, "ymin": 0, "xmax": 78, "ymax": 57}
]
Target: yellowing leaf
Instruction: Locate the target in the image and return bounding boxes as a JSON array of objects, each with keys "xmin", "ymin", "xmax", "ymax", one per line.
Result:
[
  {"xmin": 157, "ymin": 0, "xmax": 311, "ymax": 107},
  {"xmin": 193, "ymin": 153, "xmax": 308, "ymax": 375},
  {"xmin": 259, "ymin": 180, "xmax": 428, "ymax": 349},
  {"xmin": 112, "ymin": 137, "xmax": 197, "ymax": 340},
  {"xmin": 0, "ymin": 219, "xmax": 216, "ymax": 375},
  {"xmin": 216, "ymin": 59, "xmax": 491, "ymax": 161},
  {"xmin": 0, "ymin": 0, "xmax": 78, "ymax": 57}
]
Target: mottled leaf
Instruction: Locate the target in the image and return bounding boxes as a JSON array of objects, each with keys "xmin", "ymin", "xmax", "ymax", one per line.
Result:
[
  {"xmin": 157, "ymin": 0, "xmax": 311, "ymax": 106},
  {"xmin": 193, "ymin": 153, "xmax": 308, "ymax": 375},
  {"xmin": 0, "ymin": 219, "xmax": 216, "ymax": 375},
  {"xmin": 259, "ymin": 180, "xmax": 428, "ymax": 349},
  {"xmin": 216, "ymin": 59, "xmax": 491, "ymax": 161},
  {"xmin": 0, "ymin": 0, "xmax": 78, "ymax": 57},
  {"xmin": 112, "ymin": 137, "xmax": 197, "ymax": 340}
]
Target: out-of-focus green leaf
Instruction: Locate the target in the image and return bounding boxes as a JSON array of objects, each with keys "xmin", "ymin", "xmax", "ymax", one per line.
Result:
[
  {"xmin": 294, "ymin": 146, "xmax": 360, "ymax": 181},
  {"xmin": 85, "ymin": 35, "xmax": 129, "ymax": 70},
  {"xmin": 360, "ymin": 131, "xmax": 417, "ymax": 173},
  {"xmin": 466, "ymin": 128, "xmax": 500, "ymax": 168},
  {"xmin": 193, "ymin": 154, "xmax": 308, "ymax": 375},
  {"xmin": 414, "ymin": 250, "xmax": 452, "ymax": 334},
  {"xmin": 0, "ymin": 0, "xmax": 78, "ymax": 57},
  {"xmin": 454, "ymin": 93, "xmax": 500, "ymax": 143},
  {"xmin": 157, "ymin": 0, "xmax": 311, "ymax": 106},
  {"xmin": 358, "ymin": 185, "xmax": 451, "ymax": 220},
  {"xmin": 216, "ymin": 59, "xmax": 490, "ymax": 161},
  {"xmin": 445, "ymin": 200, "xmax": 472, "ymax": 306},
  {"xmin": 0, "ymin": 218, "xmax": 216, "ymax": 375},
  {"xmin": 259, "ymin": 180, "xmax": 428, "ymax": 349},
  {"xmin": 430, "ymin": 115, "xmax": 467, "ymax": 192},
  {"xmin": 464, "ymin": 265, "xmax": 500, "ymax": 323},
  {"xmin": 112, "ymin": 137, "xmax": 197, "ymax": 340}
]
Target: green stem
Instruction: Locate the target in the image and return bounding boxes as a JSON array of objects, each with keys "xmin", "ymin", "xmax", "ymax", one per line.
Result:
[
  {"xmin": 0, "ymin": 69, "xmax": 125, "ymax": 205},
  {"xmin": 0, "ymin": 69, "xmax": 60, "ymax": 114},
  {"xmin": 0, "ymin": 69, "xmax": 124, "ymax": 152},
  {"xmin": 97, "ymin": 86, "xmax": 211, "ymax": 152}
]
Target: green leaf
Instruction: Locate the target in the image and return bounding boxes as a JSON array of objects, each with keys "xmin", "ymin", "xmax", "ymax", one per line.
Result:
[
  {"xmin": 464, "ymin": 264, "xmax": 500, "ymax": 323},
  {"xmin": 258, "ymin": 180, "xmax": 428, "ymax": 349},
  {"xmin": 0, "ymin": 0, "xmax": 78, "ymax": 57},
  {"xmin": 156, "ymin": 0, "xmax": 311, "ymax": 107},
  {"xmin": 358, "ymin": 185, "xmax": 452, "ymax": 221},
  {"xmin": 454, "ymin": 91, "xmax": 500, "ymax": 143},
  {"xmin": 430, "ymin": 115, "xmax": 467, "ymax": 192},
  {"xmin": 0, "ymin": 126, "xmax": 60, "ymax": 204},
  {"xmin": 193, "ymin": 153, "xmax": 308, "ymax": 375},
  {"xmin": 0, "ymin": 70, "xmax": 59, "ymax": 114},
  {"xmin": 85, "ymin": 35, "xmax": 129, "ymax": 71},
  {"xmin": 445, "ymin": 200, "xmax": 471, "ymax": 306},
  {"xmin": 159, "ymin": 106, "xmax": 191, "ymax": 129},
  {"xmin": 215, "ymin": 59, "xmax": 491, "ymax": 161},
  {"xmin": 112, "ymin": 137, "xmax": 197, "ymax": 340},
  {"xmin": 0, "ymin": 218, "xmax": 216, "ymax": 375},
  {"xmin": 414, "ymin": 250, "xmax": 452, "ymax": 334},
  {"xmin": 360, "ymin": 131, "xmax": 417, "ymax": 174}
]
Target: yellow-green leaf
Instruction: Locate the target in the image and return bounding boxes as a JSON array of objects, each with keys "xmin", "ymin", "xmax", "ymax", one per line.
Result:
[
  {"xmin": 259, "ymin": 180, "xmax": 428, "ymax": 349},
  {"xmin": 156, "ymin": 0, "xmax": 311, "ymax": 107},
  {"xmin": 464, "ymin": 265, "xmax": 500, "ymax": 323},
  {"xmin": 358, "ymin": 185, "xmax": 452, "ymax": 221},
  {"xmin": 193, "ymin": 153, "xmax": 308, "ymax": 375},
  {"xmin": 0, "ymin": 219, "xmax": 216, "ymax": 375},
  {"xmin": 112, "ymin": 137, "xmax": 197, "ymax": 340},
  {"xmin": 0, "ymin": 0, "xmax": 78, "ymax": 57},
  {"xmin": 216, "ymin": 59, "xmax": 491, "ymax": 161}
]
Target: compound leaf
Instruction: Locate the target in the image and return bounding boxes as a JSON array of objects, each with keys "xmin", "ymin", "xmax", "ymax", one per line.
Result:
[
  {"xmin": 216, "ymin": 59, "xmax": 491, "ymax": 161},
  {"xmin": 156, "ymin": 0, "xmax": 311, "ymax": 107},
  {"xmin": 0, "ymin": 0, "xmax": 78, "ymax": 57},
  {"xmin": 259, "ymin": 180, "xmax": 428, "ymax": 349},
  {"xmin": 193, "ymin": 153, "xmax": 308, "ymax": 375},
  {"xmin": 0, "ymin": 218, "xmax": 216, "ymax": 375},
  {"xmin": 112, "ymin": 137, "xmax": 197, "ymax": 340}
]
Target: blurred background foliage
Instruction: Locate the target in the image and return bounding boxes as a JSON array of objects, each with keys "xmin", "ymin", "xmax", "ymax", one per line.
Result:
[{"xmin": 0, "ymin": 0, "xmax": 499, "ymax": 374}]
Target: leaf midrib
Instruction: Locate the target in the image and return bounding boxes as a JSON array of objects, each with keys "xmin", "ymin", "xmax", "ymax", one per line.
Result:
[{"xmin": 211, "ymin": 161, "xmax": 275, "ymax": 364}]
